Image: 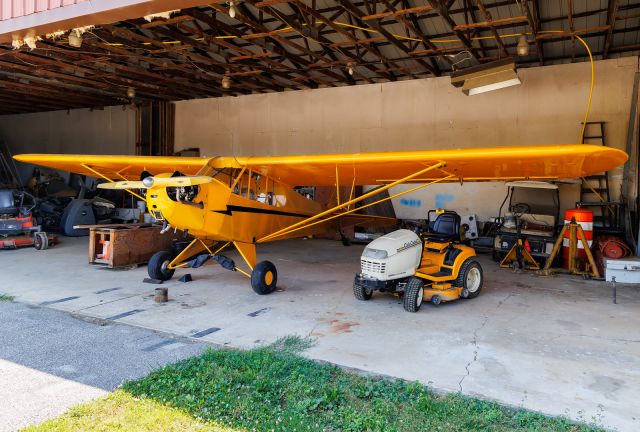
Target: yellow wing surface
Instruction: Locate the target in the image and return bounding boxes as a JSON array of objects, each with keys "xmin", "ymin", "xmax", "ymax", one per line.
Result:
[
  {"xmin": 14, "ymin": 144, "xmax": 627, "ymax": 186},
  {"xmin": 12, "ymin": 154, "xmax": 208, "ymax": 180}
]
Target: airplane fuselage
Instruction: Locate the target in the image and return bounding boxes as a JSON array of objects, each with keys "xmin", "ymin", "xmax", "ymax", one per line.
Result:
[{"xmin": 145, "ymin": 173, "xmax": 325, "ymax": 243}]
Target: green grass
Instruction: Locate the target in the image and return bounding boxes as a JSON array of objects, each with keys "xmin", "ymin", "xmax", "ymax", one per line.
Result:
[
  {"xmin": 21, "ymin": 391, "xmax": 241, "ymax": 432},
  {"xmin": 0, "ymin": 293, "xmax": 14, "ymax": 301},
  {"xmin": 25, "ymin": 336, "xmax": 604, "ymax": 432}
]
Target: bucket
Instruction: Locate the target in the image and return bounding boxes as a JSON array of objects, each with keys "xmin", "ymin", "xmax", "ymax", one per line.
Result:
[
  {"xmin": 154, "ymin": 287, "xmax": 168, "ymax": 303},
  {"xmin": 562, "ymin": 209, "xmax": 593, "ymax": 268}
]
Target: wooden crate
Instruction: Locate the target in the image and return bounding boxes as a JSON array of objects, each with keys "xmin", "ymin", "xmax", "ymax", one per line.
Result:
[{"xmin": 88, "ymin": 224, "xmax": 175, "ymax": 268}]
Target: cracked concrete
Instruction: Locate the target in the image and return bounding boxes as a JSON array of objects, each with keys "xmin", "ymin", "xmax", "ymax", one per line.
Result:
[{"xmin": 2, "ymin": 237, "xmax": 640, "ymax": 431}]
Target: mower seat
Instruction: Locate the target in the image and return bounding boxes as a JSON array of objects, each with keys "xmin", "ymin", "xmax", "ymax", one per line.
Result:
[
  {"xmin": 0, "ymin": 190, "xmax": 18, "ymax": 216},
  {"xmin": 425, "ymin": 212, "xmax": 461, "ymax": 242}
]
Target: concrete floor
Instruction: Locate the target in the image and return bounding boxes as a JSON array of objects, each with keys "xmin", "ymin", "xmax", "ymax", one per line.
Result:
[{"xmin": 2, "ymin": 237, "xmax": 640, "ymax": 431}]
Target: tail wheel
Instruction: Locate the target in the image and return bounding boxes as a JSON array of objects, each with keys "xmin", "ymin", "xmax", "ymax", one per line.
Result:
[
  {"xmin": 251, "ymin": 261, "xmax": 277, "ymax": 295},
  {"xmin": 148, "ymin": 251, "xmax": 175, "ymax": 281},
  {"xmin": 353, "ymin": 282, "xmax": 373, "ymax": 301},
  {"xmin": 34, "ymin": 232, "xmax": 49, "ymax": 251},
  {"xmin": 455, "ymin": 259, "xmax": 483, "ymax": 299},
  {"xmin": 403, "ymin": 277, "xmax": 425, "ymax": 313}
]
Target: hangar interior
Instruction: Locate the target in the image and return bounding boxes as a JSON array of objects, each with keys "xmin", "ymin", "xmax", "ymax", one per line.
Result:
[{"xmin": 1, "ymin": 1, "xmax": 640, "ymax": 431}]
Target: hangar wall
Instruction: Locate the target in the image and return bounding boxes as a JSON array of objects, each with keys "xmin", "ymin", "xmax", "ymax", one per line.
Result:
[
  {"xmin": 0, "ymin": 106, "xmax": 135, "ymax": 183},
  {"xmin": 174, "ymin": 56, "xmax": 638, "ymax": 220}
]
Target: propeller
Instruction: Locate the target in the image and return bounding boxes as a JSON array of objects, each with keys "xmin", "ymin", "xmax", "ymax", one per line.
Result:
[{"xmin": 97, "ymin": 176, "xmax": 214, "ymax": 190}]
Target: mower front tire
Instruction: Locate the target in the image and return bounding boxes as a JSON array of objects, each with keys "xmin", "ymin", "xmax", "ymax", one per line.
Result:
[
  {"xmin": 353, "ymin": 281, "xmax": 373, "ymax": 301},
  {"xmin": 148, "ymin": 251, "xmax": 175, "ymax": 281},
  {"xmin": 34, "ymin": 232, "xmax": 48, "ymax": 251},
  {"xmin": 456, "ymin": 259, "xmax": 483, "ymax": 299},
  {"xmin": 403, "ymin": 277, "xmax": 424, "ymax": 313}
]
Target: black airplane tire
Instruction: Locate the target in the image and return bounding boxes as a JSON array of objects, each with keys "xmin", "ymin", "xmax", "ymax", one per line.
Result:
[
  {"xmin": 148, "ymin": 251, "xmax": 175, "ymax": 281},
  {"xmin": 251, "ymin": 261, "xmax": 278, "ymax": 295}
]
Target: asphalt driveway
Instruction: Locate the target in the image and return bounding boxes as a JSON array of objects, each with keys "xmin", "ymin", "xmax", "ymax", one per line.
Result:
[{"xmin": 0, "ymin": 301, "xmax": 207, "ymax": 431}]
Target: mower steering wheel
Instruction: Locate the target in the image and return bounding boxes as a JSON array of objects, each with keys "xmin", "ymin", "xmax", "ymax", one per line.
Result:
[{"xmin": 510, "ymin": 203, "xmax": 531, "ymax": 217}]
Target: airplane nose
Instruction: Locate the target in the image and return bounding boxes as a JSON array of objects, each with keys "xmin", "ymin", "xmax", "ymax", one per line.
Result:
[{"xmin": 142, "ymin": 177, "xmax": 155, "ymax": 187}]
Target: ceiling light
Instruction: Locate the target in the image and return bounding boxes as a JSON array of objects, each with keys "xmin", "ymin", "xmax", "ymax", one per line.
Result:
[
  {"xmin": 450, "ymin": 58, "xmax": 521, "ymax": 96},
  {"xmin": 222, "ymin": 76, "xmax": 231, "ymax": 89},
  {"xmin": 127, "ymin": 87, "xmax": 136, "ymax": 99},
  {"xmin": 228, "ymin": 1, "xmax": 237, "ymax": 18},
  {"xmin": 346, "ymin": 61, "xmax": 355, "ymax": 76},
  {"xmin": 516, "ymin": 35, "xmax": 529, "ymax": 57},
  {"xmin": 68, "ymin": 31, "xmax": 82, "ymax": 48},
  {"xmin": 23, "ymin": 36, "xmax": 37, "ymax": 50}
]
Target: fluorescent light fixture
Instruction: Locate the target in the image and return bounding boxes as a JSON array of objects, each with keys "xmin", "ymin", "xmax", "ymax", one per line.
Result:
[
  {"xmin": 451, "ymin": 58, "xmax": 521, "ymax": 96},
  {"xmin": 463, "ymin": 70, "xmax": 521, "ymax": 95}
]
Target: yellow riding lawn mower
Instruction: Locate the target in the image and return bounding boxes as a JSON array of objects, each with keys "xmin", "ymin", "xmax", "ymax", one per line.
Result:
[{"xmin": 354, "ymin": 210, "xmax": 483, "ymax": 312}]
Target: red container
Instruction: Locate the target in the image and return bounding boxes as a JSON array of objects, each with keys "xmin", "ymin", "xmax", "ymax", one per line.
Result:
[{"xmin": 562, "ymin": 209, "xmax": 593, "ymax": 268}]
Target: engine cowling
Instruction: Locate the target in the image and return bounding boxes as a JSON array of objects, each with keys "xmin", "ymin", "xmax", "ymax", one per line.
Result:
[{"xmin": 360, "ymin": 229, "xmax": 422, "ymax": 281}]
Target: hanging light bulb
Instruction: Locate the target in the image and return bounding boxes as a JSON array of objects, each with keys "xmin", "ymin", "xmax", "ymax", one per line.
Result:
[
  {"xmin": 346, "ymin": 61, "xmax": 355, "ymax": 76},
  {"xmin": 222, "ymin": 75, "xmax": 231, "ymax": 89},
  {"xmin": 516, "ymin": 35, "xmax": 529, "ymax": 57},
  {"xmin": 228, "ymin": 0, "xmax": 237, "ymax": 18},
  {"xmin": 68, "ymin": 29, "xmax": 82, "ymax": 48},
  {"xmin": 127, "ymin": 87, "xmax": 136, "ymax": 99}
]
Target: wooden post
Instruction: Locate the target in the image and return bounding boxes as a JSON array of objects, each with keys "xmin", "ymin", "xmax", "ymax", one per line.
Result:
[
  {"xmin": 541, "ymin": 223, "xmax": 567, "ymax": 275},
  {"xmin": 577, "ymin": 224, "xmax": 600, "ymax": 278}
]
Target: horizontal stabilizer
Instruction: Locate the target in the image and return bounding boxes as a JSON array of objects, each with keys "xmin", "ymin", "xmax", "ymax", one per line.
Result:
[
  {"xmin": 97, "ymin": 180, "xmax": 145, "ymax": 190},
  {"xmin": 97, "ymin": 176, "xmax": 213, "ymax": 190}
]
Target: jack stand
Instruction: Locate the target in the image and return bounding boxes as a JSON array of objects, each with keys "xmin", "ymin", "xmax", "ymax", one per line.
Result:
[
  {"xmin": 500, "ymin": 212, "xmax": 540, "ymax": 271},
  {"xmin": 537, "ymin": 218, "xmax": 600, "ymax": 278}
]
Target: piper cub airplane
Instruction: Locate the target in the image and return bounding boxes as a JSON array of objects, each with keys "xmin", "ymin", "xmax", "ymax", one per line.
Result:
[{"xmin": 15, "ymin": 145, "xmax": 626, "ymax": 294}]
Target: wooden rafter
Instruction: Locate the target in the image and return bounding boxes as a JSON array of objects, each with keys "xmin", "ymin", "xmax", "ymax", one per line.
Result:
[
  {"xmin": 0, "ymin": 1, "xmax": 639, "ymax": 115},
  {"xmin": 603, "ymin": 0, "xmax": 620, "ymax": 58}
]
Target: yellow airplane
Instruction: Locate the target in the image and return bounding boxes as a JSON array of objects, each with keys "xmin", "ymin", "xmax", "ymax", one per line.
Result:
[{"xmin": 14, "ymin": 144, "xmax": 627, "ymax": 294}]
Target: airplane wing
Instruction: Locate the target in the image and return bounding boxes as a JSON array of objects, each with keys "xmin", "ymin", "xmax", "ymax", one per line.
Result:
[
  {"xmin": 12, "ymin": 154, "xmax": 211, "ymax": 179},
  {"xmin": 14, "ymin": 144, "xmax": 626, "ymax": 186},
  {"xmin": 237, "ymin": 144, "xmax": 627, "ymax": 186}
]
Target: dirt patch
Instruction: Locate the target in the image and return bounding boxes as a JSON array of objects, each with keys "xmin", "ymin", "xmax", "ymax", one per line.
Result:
[{"xmin": 328, "ymin": 319, "xmax": 359, "ymax": 334}]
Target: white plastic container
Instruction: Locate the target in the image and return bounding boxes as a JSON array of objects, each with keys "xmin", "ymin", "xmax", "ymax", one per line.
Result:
[{"xmin": 605, "ymin": 258, "xmax": 640, "ymax": 283}]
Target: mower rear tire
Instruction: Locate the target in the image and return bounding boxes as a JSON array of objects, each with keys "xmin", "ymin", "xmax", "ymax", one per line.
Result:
[
  {"xmin": 148, "ymin": 251, "xmax": 175, "ymax": 281},
  {"xmin": 251, "ymin": 260, "xmax": 277, "ymax": 295},
  {"xmin": 456, "ymin": 259, "xmax": 483, "ymax": 299},
  {"xmin": 353, "ymin": 282, "xmax": 373, "ymax": 301},
  {"xmin": 34, "ymin": 232, "xmax": 48, "ymax": 251},
  {"xmin": 403, "ymin": 277, "xmax": 424, "ymax": 313}
]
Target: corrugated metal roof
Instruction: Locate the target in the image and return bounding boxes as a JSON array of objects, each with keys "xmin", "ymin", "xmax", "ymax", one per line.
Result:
[{"xmin": 0, "ymin": 0, "xmax": 87, "ymax": 21}]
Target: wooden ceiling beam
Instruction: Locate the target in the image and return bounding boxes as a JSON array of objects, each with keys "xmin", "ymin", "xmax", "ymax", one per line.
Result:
[
  {"xmin": 377, "ymin": 0, "xmax": 448, "ymax": 71},
  {"xmin": 603, "ymin": 0, "xmax": 620, "ymax": 58},
  {"xmin": 426, "ymin": 0, "xmax": 481, "ymax": 61},
  {"xmin": 168, "ymin": 20, "xmax": 289, "ymax": 91},
  {"xmin": 520, "ymin": 0, "xmax": 544, "ymax": 66},
  {"xmin": 209, "ymin": 3, "xmax": 348, "ymax": 85},
  {"xmin": 474, "ymin": 0, "xmax": 508, "ymax": 57},
  {"xmin": 337, "ymin": 0, "xmax": 439, "ymax": 76},
  {"xmin": 245, "ymin": 0, "xmax": 386, "ymax": 83},
  {"xmin": 289, "ymin": 1, "xmax": 402, "ymax": 80},
  {"xmin": 184, "ymin": 7, "xmax": 321, "ymax": 88}
]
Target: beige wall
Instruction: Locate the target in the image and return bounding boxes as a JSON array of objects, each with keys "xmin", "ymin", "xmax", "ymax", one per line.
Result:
[
  {"xmin": 0, "ymin": 106, "xmax": 135, "ymax": 155},
  {"xmin": 175, "ymin": 57, "xmax": 638, "ymax": 220},
  {"xmin": 0, "ymin": 106, "xmax": 135, "ymax": 183}
]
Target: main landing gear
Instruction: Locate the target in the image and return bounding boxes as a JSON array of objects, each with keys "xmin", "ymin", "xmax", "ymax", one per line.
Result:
[{"xmin": 147, "ymin": 239, "xmax": 279, "ymax": 295}]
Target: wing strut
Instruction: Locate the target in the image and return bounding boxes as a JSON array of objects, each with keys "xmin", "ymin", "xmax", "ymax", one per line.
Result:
[
  {"xmin": 81, "ymin": 164, "xmax": 145, "ymax": 201},
  {"xmin": 258, "ymin": 162, "xmax": 448, "ymax": 243}
]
